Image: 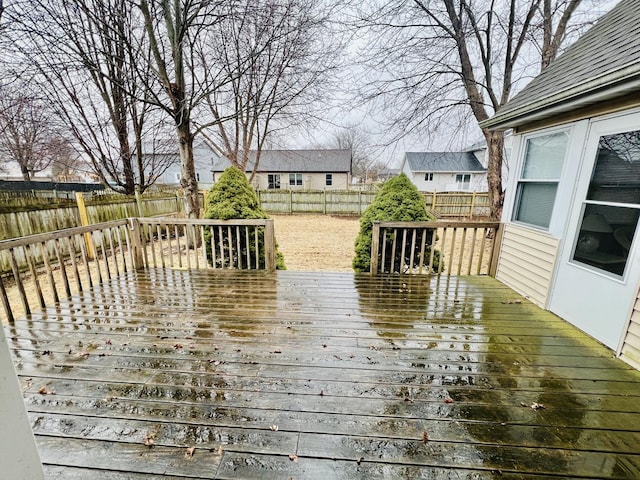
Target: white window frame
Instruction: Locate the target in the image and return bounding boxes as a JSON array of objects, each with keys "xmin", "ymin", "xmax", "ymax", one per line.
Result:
[
  {"xmin": 268, "ymin": 174, "xmax": 280, "ymax": 189},
  {"xmin": 512, "ymin": 129, "xmax": 571, "ymax": 230},
  {"xmin": 289, "ymin": 173, "xmax": 302, "ymax": 186}
]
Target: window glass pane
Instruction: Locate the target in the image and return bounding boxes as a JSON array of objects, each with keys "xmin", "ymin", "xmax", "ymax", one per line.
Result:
[
  {"xmin": 522, "ymin": 132, "xmax": 568, "ymax": 179},
  {"xmin": 573, "ymin": 204, "xmax": 639, "ymax": 277},
  {"xmin": 326, "ymin": 174, "xmax": 332, "ymax": 186},
  {"xmin": 587, "ymin": 130, "xmax": 640, "ymax": 204},
  {"xmin": 513, "ymin": 182, "xmax": 558, "ymax": 228}
]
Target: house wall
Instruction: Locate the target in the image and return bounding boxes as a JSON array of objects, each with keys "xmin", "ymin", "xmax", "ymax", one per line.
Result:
[
  {"xmin": 161, "ymin": 142, "xmax": 217, "ymax": 189},
  {"xmin": 620, "ymin": 287, "xmax": 640, "ymax": 370},
  {"xmin": 250, "ymin": 172, "xmax": 349, "ymax": 191},
  {"xmin": 0, "ymin": 326, "xmax": 44, "ymax": 478},
  {"xmin": 407, "ymin": 170, "xmax": 488, "ymax": 192},
  {"xmin": 496, "ymin": 224, "xmax": 560, "ymax": 307}
]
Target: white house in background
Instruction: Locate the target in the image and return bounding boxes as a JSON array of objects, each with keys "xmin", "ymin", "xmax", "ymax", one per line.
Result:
[
  {"xmin": 142, "ymin": 139, "xmax": 220, "ymax": 189},
  {"xmin": 400, "ymin": 148, "xmax": 488, "ymax": 192},
  {"xmin": 212, "ymin": 149, "xmax": 352, "ymax": 190},
  {"xmin": 482, "ymin": 0, "xmax": 640, "ymax": 370}
]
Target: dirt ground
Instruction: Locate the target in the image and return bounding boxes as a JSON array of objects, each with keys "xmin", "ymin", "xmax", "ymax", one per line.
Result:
[{"xmin": 271, "ymin": 214, "xmax": 361, "ymax": 272}]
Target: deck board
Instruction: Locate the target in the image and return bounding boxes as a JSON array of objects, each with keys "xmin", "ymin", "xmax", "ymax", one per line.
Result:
[{"xmin": 5, "ymin": 269, "xmax": 640, "ymax": 479}]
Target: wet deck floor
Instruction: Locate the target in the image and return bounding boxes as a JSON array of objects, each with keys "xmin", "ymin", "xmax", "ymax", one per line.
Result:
[{"xmin": 4, "ymin": 269, "xmax": 640, "ymax": 479}]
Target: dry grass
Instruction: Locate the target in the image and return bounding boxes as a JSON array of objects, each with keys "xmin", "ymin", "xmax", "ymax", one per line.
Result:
[{"xmin": 272, "ymin": 214, "xmax": 361, "ymax": 272}]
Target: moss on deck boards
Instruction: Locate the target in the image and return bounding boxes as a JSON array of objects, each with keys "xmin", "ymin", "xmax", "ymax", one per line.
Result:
[{"xmin": 5, "ymin": 270, "xmax": 640, "ymax": 479}]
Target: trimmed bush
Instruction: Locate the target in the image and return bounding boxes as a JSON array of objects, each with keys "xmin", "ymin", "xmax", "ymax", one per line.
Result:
[
  {"xmin": 204, "ymin": 166, "xmax": 285, "ymax": 269},
  {"xmin": 352, "ymin": 173, "xmax": 439, "ymax": 273}
]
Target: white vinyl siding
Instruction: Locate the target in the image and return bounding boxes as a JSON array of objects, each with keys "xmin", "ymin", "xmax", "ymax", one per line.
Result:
[
  {"xmin": 620, "ymin": 291, "xmax": 640, "ymax": 370},
  {"xmin": 496, "ymin": 224, "xmax": 559, "ymax": 307}
]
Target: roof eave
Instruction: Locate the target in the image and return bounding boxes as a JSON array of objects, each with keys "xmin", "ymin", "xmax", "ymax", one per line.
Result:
[{"xmin": 482, "ymin": 68, "xmax": 640, "ymax": 131}]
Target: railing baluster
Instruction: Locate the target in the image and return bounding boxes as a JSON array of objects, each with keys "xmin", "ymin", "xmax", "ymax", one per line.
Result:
[
  {"xmin": 236, "ymin": 226, "xmax": 242, "ymax": 269},
  {"xmin": 438, "ymin": 228, "xmax": 447, "ymax": 274},
  {"xmin": 157, "ymin": 225, "xmax": 165, "ymax": 269},
  {"xmin": 167, "ymin": 225, "xmax": 175, "ymax": 268},
  {"xmin": 78, "ymin": 233, "xmax": 94, "ymax": 289},
  {"xmin": 457, "ymin": 228, "xmax": 467, "ymax": 276},
  {"xmin": 117, "ymin": 225, "xmax": 128, "ymax": 273},
  {"xmin": 409, "ymin": 229, "xmax": 417, "ymax": 273},
  {"xmin": 399, "ymin": 229, "xmax": 407, "ymax": 273},
  {"xmin": 245, "ymin": 226, "xmax": 250, "ymax": 269},
  {"xmin": 9, "ymin": 248, "xmax": 30, "ymax": 316},
  {"xmin": 106, "ymin": 228, "xmax": 119, "ymax": 277},
  {"xmin": 53, "ymin": 239, "xmax": 72, "ymax": 297},
  {"xmin": 467, "ymin": 228, "xmax": 478, "ymax": 275},
  {"xmin": 40, "ymin": 241, "xmax": 59, "ymax": 304},
  {"xmin": 88, "ymin": 232, "xmax": 103, "ymax": 285},
  {"xmin": 253, "ymin": 226, "xmax": 259, "ymax": 269},
  {"xmin": 227, "ymin": 226, "xmax": 233, "ymax": 269},
  {"xmin": 418, "ymin": 228, "xmax": 427, "ymax": 275},
  {"xmin": 191, "ymin": 226, "xmax": 198, "ymax": 269},
  {"xmin": 24, "ymin": 244, "xmax": 45, "ymax": 309},
  {"xmin": 218, "ymin": 225, "xmax": 225, "ymax": 269},
  {"xmin": 175, "ymin": 225, "xmax": 183, "ymax": 268},
  {"xmin": 390, "ymin": 228, "xmax": 397, "ymax": 273},
  {"xmin": 200, "ymin": 226, "xmax": 207, "ymax": 268},
  {"xmin": 380, "ymin": 229, "xmax": 387, "ymax": 273},
  {"xmin": 65, "ymin": 236, "xmax": 83, "ymax": 293},
  {"xmin": 0, "ymin": 275, "xmax": 14, "ymax": 323}
]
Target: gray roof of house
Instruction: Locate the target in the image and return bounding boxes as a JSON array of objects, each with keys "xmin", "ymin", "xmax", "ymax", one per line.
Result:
[
  {"xmin": 405, "ymin": 152, "xmax": 485, "ymax": 172},
  {"xmin": 483, "ymin": 0, "xmax": 640, "ymax": 130},
  {"xmin": 244, "ymin": 149, "xmax": 352, "ymax": 173}
]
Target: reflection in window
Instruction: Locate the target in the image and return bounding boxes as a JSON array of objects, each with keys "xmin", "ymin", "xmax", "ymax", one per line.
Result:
[
  {"xmin": 513, "ymin": 131, "xmax": 569, "ymax": 229},
  {"xmin": 573, "ymin": 130, "xmax": 640, "ymax": 277}
]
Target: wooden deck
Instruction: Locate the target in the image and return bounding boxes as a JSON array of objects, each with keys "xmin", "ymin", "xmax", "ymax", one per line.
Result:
[{"xmin": 5, "ymin": 269, "xmax": 640, "ymax": 479}]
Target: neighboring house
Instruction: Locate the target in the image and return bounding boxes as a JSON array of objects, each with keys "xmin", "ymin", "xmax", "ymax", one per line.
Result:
[
  {"xmin": 376, "ymin": 167, "xmax": 400, "ymax": 183},
  {"xmin": 212, "ymin": 149, "xmax": 352, "ymax": 190},
  {"xmin": 143, "ymin": 139, "xmax": 219, "ymax": 190},
  {"xmin": 400, "ymin": 149, "xmax": 487, "ymax": 192},
  {"xmin": 482, "ymin": 0, "xmax": 640, "ymax": 369}
]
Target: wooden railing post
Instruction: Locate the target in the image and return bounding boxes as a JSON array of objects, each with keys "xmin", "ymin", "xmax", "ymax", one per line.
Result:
[
  {"xmin": 370, "ymin": 222, "xmax": 381, "ymax": 275},
  {"xmin": 129, "ymin": 218, "xmax": 144, "ymax": 270},
  {"xmin": 134, "ymin": 188, "xmax": 144, "ymax": 217},
  {"xmin": 489, "ymin": 223, "xmax": 504, "ymax": 277},
  {"xmin": 75, "ymin": 192, "xmax": 94, "ymax": 259},
  {"xmin": 264, "ymin": 219, "xmax": 276, "ymax": 272},
  {"xmin": 470, "ymin": 191, "xmax": 476, "ymax": 219}
]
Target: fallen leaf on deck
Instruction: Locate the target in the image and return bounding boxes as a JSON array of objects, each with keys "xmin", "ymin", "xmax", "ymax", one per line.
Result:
[
  {"xmin": 520, "ymin": 402, "xmax": 528, "ymax": 407},
  {"xmin": 530, "ymin": 402, "xmax": 545, "ymax": 410},
  {"xmin": 185, "ymin": 446, "xmax": 196, "ymax": 458},
  {"xmin": 319, "ymin": 390, "xmax": 324, "ymax": 396},
  {"xmin": 404, "ymin": 397, "xmax": 413, "ymax": 403},
  {"xmin": 289, "ymin": 454, "xmax": 298, "ymax": 462},
  {"xmin": 217, "ymin": 445, "xmax": 224, "ymax": 455},
  {"xmin": 422, "ymin": 431, "xmax": 429, "ymax": 444},
  {"xmin": 105, "ymin": 339, "xmax": 112, "ymax": 345},
  {"xmin": 444, "ymin": 397, "xmax": 454, "ymax": 404},
  {"xmin": 270, "ymin": 425, "xmax": 279, "ymax": 431},
  {"xmin": 38, "ymin": 386, "xmax": 55, "ymax": 395},
  {"xmin": 173, "ymin": 343, "xmax": 183, "ymax": 350},
  {"xmin": 143, "ymin": 433, "xmax": 155, "ymax": 447},
  {"xmin": 273, "ymin": 349, "xmax": 282, "ymax": 354},
  {"xmin": 76, "ymin": 351, "xmax": 90, "ymax": 359},
  {"xmin": 356, "ymin": 456, "xmax": 364, "ymax": 465}
]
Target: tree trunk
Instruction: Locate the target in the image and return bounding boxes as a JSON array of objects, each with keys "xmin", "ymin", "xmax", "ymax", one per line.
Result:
[
  {"xmin": 21, "ymin": 165, "xmax": 30, "ymax": 181},
  {"xmin": 484, "ymin": 129, "xmax": 505, "ymax": 221},
  {"xmin": 177, "ymin": 122, "xmax": 199, "ymax": 218}
]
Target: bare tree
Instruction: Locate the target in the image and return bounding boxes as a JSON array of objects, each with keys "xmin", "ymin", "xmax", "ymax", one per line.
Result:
[
  {"xmin": 358, "ymin": 0, "xmax": 607, "ymax": 219},
  {"xmin": 4, "ymin": 0, "xmax": 171, "ymax": 194},
  {"xmin": 330, "ymin": 126, "xmax": 377, "ymax": 183},
  {"xmin": 0, "ymin": 91, "xmax": 71, "ymax": 180},
  {"xmin": 200, "ymin": 0, "xmax": 343, "ymax": 179}
]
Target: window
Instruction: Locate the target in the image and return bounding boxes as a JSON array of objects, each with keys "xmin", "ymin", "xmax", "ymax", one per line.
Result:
[
  {"xmin": 572, "ymin": 130, "xmax": 640, "ymax": 277},
  {"xmin": 268, "ymin": 174, "xmax": 280, "ymax": 189},
  {"xmin": 424, "ymin": 173, "xmax": 433, "ymax": 181},
  {"xmin": 513, "ymin": 131, "xmax": 569, "ymax": 229},
  {"xmin": 289, "ymin": 173, "xmax": 302, "ymax": 186},
  {"xmin": 174, "ymin": 172, "xmax": 181, "ymax": 182},
  {"xmin": 196, "ymin": 173, "xmax": 200, "ymax": 182},
  {"xmin": 326, "ymin": 174, "xmax": 333, "ymax": 186}
]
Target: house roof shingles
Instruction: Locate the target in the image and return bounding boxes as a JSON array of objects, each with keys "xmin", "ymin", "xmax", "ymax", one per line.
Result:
[
  {"xmin": 405, "ymin": 152, "xmax": 485, "ymax": 172},
  {"xmin": 244, "ymin": 149, "xmax": 352, "ymax": 173},
  {"xmin": 483, "ymin": 0, "xmax": 640, "ymax": 130}
]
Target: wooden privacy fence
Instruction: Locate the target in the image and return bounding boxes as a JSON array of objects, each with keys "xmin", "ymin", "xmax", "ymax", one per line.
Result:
[
  {"xmin": 423, "ymin": 191, "xmax": 490, "ymax": 218},
  {"xmin": 0, "ymin": 218, "xmax": 276, "ymax": 322},
  {"xmin": 257, "ymin": 190, "xmax": 377, "ymax": 215},
  {"xmin": 370, "ymin": 221, "xmax": 501, "ymax": 275}
]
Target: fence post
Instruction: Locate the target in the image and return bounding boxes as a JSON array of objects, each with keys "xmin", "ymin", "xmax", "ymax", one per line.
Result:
[
  {"xmin": 323, "ymin": 190, "xmax": 327, "ymax": 215},
  {"xmin": 370, "ymin": 222, "xmax": 381, "ymax": 275},
  {"xmin": 264, "ymin": 219, "xmax": 276, "ymax": 272},
  {"xmin": 359, "ymin": 191, "xmax": 362, "ymax": 214},
  {"xmin": 289, "ymin": 190, "xmax": 293, "ymax": 214},
  {"xmin": 129, "ymin": 218, "xmax": 144, "ymax": 270},
  {"xmin": 432, "ymin": 191, "xmax": 437, "ymax": 213},
  {"xmin": 75, "ymin": 192, "xmax": 94, "ymax": 259},
  {"xmin": 134, "ymin": 188, "xmax": 144, "ymax": 217}
]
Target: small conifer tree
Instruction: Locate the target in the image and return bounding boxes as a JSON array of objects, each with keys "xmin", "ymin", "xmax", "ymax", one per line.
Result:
[
  {"xmin": 353, "ymin": 173, "xmax": 439, "ymax": 272},
  {"xmin": 204, "ymin": 166, "xmax": 285, "ymax": 269}
]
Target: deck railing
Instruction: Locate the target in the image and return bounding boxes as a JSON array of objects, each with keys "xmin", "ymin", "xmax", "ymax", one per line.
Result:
[
  {"xmin": 0, "ymin": 217, "xmax": 276, "ymax": 322},
  {"xmin": 134, "ymin": 218, "xmax": 275, "ymax": 272},
  {"xmin": 370, "ymin": 221, "xmax": 501, "ymax": 275},
  {"xmin": 0, "ymin": 219, "xmax": 135, "ymax": 322}
]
